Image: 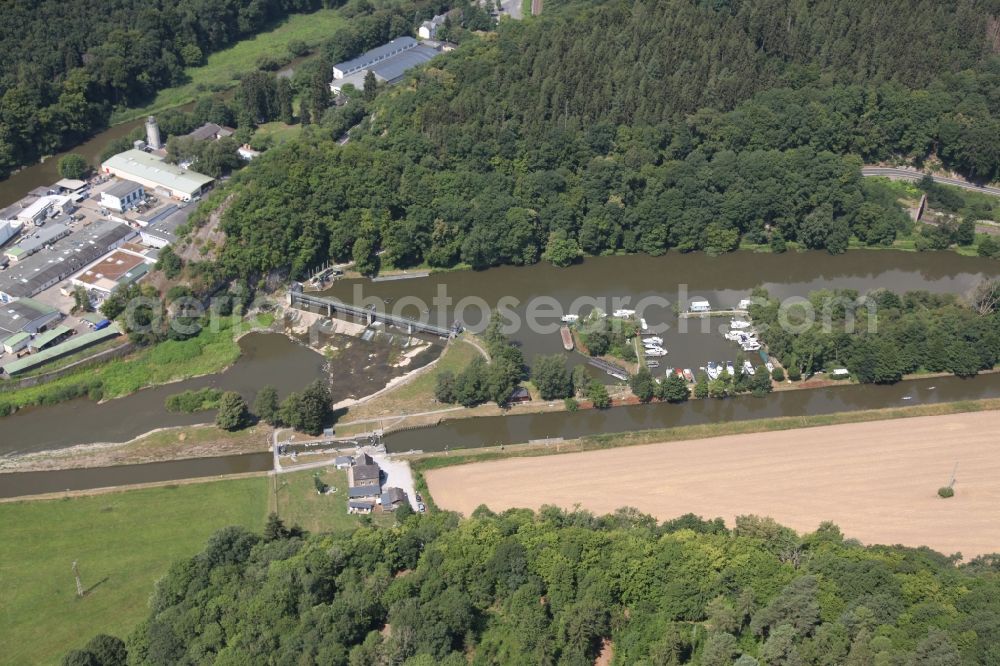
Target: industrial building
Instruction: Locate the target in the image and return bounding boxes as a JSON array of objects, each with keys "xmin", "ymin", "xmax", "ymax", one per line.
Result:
[
  {"xmin": 0, "ymin": 220, "xmax": 136, "ymax": 302},
  {"xmin": 100, "ymin": 179, "xmax": 146, "ymax": 212},
  {"xmin": 330, "ymin": 37, "xmax": 441, "ymax": 94},
  {"xmin": 101, "ymin": 149, "xmax": 213, "ymax": 202},
  {"xmin": 4, "ymin": 222, "xmax": 72, "ymax": 263},
  {"xmin": 2, "ymin": 323, "xmax": 121, "ymax": 377},
  {"xmin": 0, "ymin": 298, "xmax": 61, "ymax": 353},
  {"xmin": 135, "ymin": 203, "xmax": 193, "ymax": 249},
  {"xmin": 14, "ymin": 194, "xmax": 73, "ymax": 225},
  {"xmin": 71, "ymin": 248, "xmax": 153, "ymax": 296}
]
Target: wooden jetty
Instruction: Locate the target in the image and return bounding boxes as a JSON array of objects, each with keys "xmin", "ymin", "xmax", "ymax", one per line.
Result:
[{"xmin": 678, "ymin": 308, "xmax": 748, "ymax": 318}]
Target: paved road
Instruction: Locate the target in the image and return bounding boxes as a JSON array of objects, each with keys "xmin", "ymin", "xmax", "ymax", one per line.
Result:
[{"xmin": 862, "ymin": 166, "xmax": 1000, "ymax": 197}]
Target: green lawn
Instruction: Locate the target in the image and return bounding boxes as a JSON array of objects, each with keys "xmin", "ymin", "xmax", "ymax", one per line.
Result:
[
  {"xmin": 111, "ymin": 9, "xmax": 345, "ymax": 123},
  {"xmin": 272, "ymin": 467, "xmax": 392, "ymax": 534},
  {"xmin": 253, "ymin": 121, "xmax": 305, "ymax": 146},
  {"xmin": 0, "ymin": 479, "xmax": 268, "ymax": 665}
]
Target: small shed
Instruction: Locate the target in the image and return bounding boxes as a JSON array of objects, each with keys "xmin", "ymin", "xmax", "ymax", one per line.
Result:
[
  {"xmin": 510, "ymin": 386, "xmax": 532, "ymax": 403},
  {"xmin": 380, "ymin": 487, "xmax": 407, "ymax": 511},
  {"xmin": 3, "ymin": 331, "xmax": 31, "ymax": 354}
]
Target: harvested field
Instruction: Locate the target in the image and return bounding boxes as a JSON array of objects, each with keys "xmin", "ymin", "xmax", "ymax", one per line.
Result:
[{"xmin": 427, "ymin": 411, "xmax": 1000, "ymax": 557}]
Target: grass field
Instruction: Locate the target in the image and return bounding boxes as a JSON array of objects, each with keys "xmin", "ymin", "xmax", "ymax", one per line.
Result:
[
  {"xmin": 427, "ymin": 410, "xmax": 1000, "ymax": 557},
  {"xmin": 0, "ymin": 465, "xmax": 387, "ymax": 664},
  {"xmin": 111, "ymin": 9, "xmax": 345, "ymax": 123},
  {"xmin": 0, "ymin": 479, "xmax": 268, "ymax": 665}
]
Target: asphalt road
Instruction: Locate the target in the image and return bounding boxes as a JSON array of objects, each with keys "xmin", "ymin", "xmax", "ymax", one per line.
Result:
[{"xmin": 862, "ymin": 166, "xmax": 1000, "ymax": 197}]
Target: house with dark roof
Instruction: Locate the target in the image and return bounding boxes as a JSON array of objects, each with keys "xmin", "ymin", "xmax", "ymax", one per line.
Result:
[
  {"xmin": 348, "ymin": 453, "xmax": 381, "ymax": 488},
  {"xmin": 380, "ymin": 487, "xmax": 407, "ymax": 511},
  {"xmin": 186, "ymin": 123, "xmax": 235, "ymax": 142}
]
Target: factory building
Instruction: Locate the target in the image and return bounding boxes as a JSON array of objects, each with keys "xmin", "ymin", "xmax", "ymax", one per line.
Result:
[
  {"xmin": 101, "ymin": 150, "xmax": 213, "ymax": 202},
  {"xmin": 100, "ymin": 179, "xmax": 146, "ymax": 213},
  {"xmin": 330, "ymin": 37, "xmax": 442, "ymax": 94}
]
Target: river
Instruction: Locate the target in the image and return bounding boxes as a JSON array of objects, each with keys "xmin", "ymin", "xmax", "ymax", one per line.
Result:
[
  {"xmin": 0, "ymin": 330, "xmax": 436, "ymax": 457},
  {"xmin": 321, "ymin": 251, "xmax": 1000, "ymax": 380}
]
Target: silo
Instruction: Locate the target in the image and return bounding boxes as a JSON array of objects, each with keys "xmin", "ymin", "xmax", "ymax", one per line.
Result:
[{"xmin": 145, "ymin": 116, "xmax": 162, "ymax": 150}]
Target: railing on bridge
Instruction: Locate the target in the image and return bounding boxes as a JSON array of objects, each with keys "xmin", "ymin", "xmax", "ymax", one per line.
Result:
[{"xmin": 289, "ymin": 287, "xmax": 457, "ymax": 338}]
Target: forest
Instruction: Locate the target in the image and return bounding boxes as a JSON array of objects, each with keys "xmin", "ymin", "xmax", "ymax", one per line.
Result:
[
  {"xmin": 0, "ymin": 0, "xmax": 330, "ymax": 179},
  {"xmin": 190, "ymin": 0, "xmax": 1000, "ymax": 281},
  {"xmin": 68, "ymin": 507, "xmax": 1000, "ymax": 665}
]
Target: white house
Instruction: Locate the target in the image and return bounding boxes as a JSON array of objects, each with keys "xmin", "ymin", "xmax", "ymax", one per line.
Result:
[
  {"xmin": 690, "ymin": 299, "xmax": 711, "ymax": 313},
  {"xmin": 100, "ymin": 179, "xmax": 146, "ymax": 212},
  {"xmin": 418, "ymin": 14, "xmax": 447, "ymax": 39}
]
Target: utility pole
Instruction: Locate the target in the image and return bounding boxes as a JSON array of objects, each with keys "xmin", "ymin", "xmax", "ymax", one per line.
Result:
[{"xmin": 72, "ymin": 561, "xmax": 83, "ymax": 598}]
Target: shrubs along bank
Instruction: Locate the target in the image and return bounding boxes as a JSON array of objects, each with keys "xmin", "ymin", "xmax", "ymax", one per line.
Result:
[{"xmin": 70, "ymin": 507, "xmax": 1000, "ymax": 665}]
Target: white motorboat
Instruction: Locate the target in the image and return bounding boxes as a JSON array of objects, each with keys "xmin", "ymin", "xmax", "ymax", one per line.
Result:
[
  {"xmin": 730, "ymin": 320, "xmax": 752, "ymax": 330},
  {"xmin": 640, "ymin": 317, "xmax": 648, "ymax": 331},
  {"xmin": 560, "ymin": 314, "xmax": 579, "ymax": 323},
  {"xmin": 613, "ymin": 308, "xmax": 636, "ymax": 318},
  {"xmin": 644, "ymin": 347, "xmax": 668, "ymax": 357},
  {"xmin": 743, "ymin": 360, "xmax": 755, "ymax": 375},
  {"xmin": 726, "ymin": 362, "xmax": 736, "ymax": 376},
  {"xmin": 643, "ymin": 336, "xmax": 663, "ymax": 344},
  {"xmin": 765, "ymin": 362, "xmax": 775, "ymax": 373},
  {"xmin": 706, "ymin": 362, "xmax": 721, "ymax": 380}
]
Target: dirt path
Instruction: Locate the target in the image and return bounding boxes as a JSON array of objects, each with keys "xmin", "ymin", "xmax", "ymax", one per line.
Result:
[
  {"xmin": 531, "ymin": 0, "xmax": 542, "ymax": 15},
  {"xmin": 427, "ymin": 411, "xmax": 1000, "ymax": 557}
]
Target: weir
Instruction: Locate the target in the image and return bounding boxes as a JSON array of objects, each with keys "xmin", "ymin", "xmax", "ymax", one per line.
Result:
[{"xmin": 289, "ymin": 286, "xmax": 457, "ymax": 337}]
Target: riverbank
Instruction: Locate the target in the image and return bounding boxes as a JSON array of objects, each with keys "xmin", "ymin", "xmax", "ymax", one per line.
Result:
[
  {"xmin": 423, "ymin": 407, "xmax": 1000, "ymax": 557},
  {"xmin": 0, "ymin": 423, "xmax": 272, "ymax": 473},
  {"xmin": 0, "ymin": 314, "xmax": 266, "ymax": 416}
]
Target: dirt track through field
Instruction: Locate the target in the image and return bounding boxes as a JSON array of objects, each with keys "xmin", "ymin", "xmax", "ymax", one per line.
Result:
[{"xmin": 426, "ymin": 411, "xmax": 1000, "ymax": 557}]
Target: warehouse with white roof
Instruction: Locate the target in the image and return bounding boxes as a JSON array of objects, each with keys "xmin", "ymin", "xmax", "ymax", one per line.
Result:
[{"xmin": 101, "ymin": 150, "xmax": 213, "ymax": 201}]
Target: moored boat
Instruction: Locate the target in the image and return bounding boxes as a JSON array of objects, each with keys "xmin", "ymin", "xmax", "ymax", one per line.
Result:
[
  {"xmin": 683, "ymin": 368, "xmax": 695, "ymax": 382},
  {"xmin": 560, "ymin": 326, "xmax": 574, "ymax": 351},
  {"xmin": 743, "ymin": 360, "xmax": 755, "ymax": 375}
]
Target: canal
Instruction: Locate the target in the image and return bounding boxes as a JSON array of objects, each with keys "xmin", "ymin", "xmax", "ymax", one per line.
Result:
[
  {"xmin": 383, "ymin": 373, "xmax": 1000, "ymax": 452},
  {"xmin": 4, "ymin": 372, "xmax": 999, "ymax": 498}
]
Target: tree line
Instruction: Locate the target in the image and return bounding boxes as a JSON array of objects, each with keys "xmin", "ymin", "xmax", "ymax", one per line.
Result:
[
  {"xmin": 749, "ymin": 281, "xmax": 1000, "ymax": 383},
  {"xmin": 67, "ymin": 505, "xmax": 1000, "ymax": 665}
]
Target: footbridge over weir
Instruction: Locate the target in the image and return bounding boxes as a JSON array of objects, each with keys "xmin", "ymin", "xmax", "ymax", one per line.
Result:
[{"xmin": 289, "ymin": 287, "xmax": 458, "ymax": 338}]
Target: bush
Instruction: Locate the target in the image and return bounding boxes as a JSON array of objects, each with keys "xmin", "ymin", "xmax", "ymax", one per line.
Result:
[
  {"xmin": 938, "ymin": 486, "xmax": 955, "ymax": 498},
  {"xmin": 786, "ymin": 364, "xmax": 802, "ymax": 381},
  {"xmin": 564, "ymin": 397, "xmax": 579, "ymax": 411},
  {"xmin": 771, "ymin": 367, "xmax": 785, "ymax": 381},
  {"xmin": 165, "ymin": 388, "xmax": 223, "ymax": 413}
]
